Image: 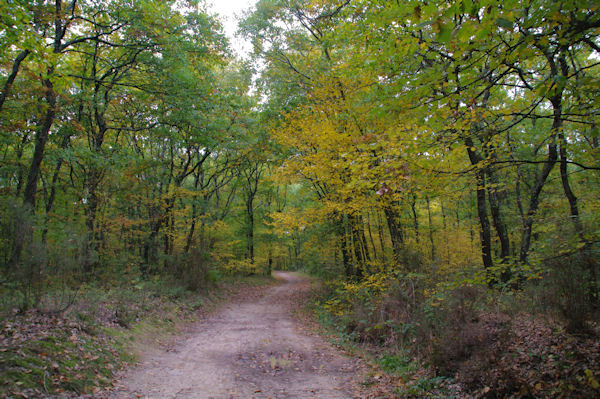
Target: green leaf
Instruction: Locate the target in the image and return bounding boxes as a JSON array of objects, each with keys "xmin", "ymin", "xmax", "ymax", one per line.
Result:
[
  {"xmin": 437, "ymin": 23, "xmax": 452, "ymax": 43},
  {"xmin": 496, "ymin": 18, "xmax": 513, "ymax": 29},
  {"xmin": 416, "ymin": 20, "xmax": 434, "ymax": 29}
]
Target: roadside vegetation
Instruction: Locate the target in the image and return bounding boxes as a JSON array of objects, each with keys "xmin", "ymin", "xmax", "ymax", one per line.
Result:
[
  {"xmin": 309, "ymin": 264, "xmax": 599, "ymax": 398},
  {"xmin": 0, "ymin": 275, "xmax": 272, "ymax": 397}
]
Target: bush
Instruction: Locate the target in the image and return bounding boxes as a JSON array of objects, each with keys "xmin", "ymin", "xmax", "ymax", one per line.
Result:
[
  {"xmin": 0, "ymin": 202, "xmax": 46, "ymax": 310},
  {"xmin": 543, "ymin": 246, "xmax": 599, "ymax": 332},
  {"xmin": 223, "ymin": 258, "xmax": 261, "ymax": 276},
  {"xmin": 426, "ymin": 285, "xmax": 501, "ymax": 374},
  {"xmin": 319, "ymin": 273, "xmax": 427, "ymax": 347},
  {"xmin": 167, "ymin": 248, "xmax": 222, "ymax": 291}
]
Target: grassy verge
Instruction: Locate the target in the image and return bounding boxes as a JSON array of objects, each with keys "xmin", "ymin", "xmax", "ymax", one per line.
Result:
[{"xmin": 0, "ymin": 274, "xmax": 274, "ymax": 398}]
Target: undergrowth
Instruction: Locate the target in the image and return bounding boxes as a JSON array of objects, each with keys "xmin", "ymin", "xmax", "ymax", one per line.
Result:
[
  {"xmin": 0, "ymin": 274, "xmax": 273, "ymax": 397},
  {"xmin": 309, "ymin": 246, "xmax": 600, "ymax": 399}
]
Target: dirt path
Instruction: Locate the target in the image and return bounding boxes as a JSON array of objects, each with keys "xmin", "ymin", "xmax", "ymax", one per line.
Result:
[{"xmin": 108, "ymin": 272, "xmax": 364, "ymax": 398}]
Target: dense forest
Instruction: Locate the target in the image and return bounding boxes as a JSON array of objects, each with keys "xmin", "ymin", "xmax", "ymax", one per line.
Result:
[{"xmin": 1, "ymin": 0, "xmax": 599, "ymax": 397}]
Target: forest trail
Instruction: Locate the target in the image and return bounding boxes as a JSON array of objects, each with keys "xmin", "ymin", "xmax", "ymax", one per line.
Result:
[{"xmin": 108, "ymin": 272, "xmax": 364, "ymax": 398}]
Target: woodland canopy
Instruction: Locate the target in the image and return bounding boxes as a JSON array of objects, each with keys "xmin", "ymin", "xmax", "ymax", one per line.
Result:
[{"xmin": 1, "ymin": 0, "xmax": 599, "ymax": 396}]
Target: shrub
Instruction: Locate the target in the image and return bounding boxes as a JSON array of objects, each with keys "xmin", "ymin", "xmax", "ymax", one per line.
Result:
[
  {"xmin": 543, "ymin": 246, "xmax": 599, "ymax": 332},
  {"xmin": 223, "ymin": 258, "xmax": 261, "ymax": 276},
  {"xmin": 320, "ymin": 273, "xmax": 427, "ymax": 347},
  {"xmin": 425, "ymin": 285, "xmax": 502, "ymax": 374}
]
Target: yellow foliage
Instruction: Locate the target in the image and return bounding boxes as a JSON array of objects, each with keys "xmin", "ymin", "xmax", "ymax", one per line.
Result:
[
  {"xmin": 323, "ymin": 273, "xmax": 390, "ymax": 317},
  {"xmin": 222, "ymin": 258, "xmax": 259, "ymax": 276}
]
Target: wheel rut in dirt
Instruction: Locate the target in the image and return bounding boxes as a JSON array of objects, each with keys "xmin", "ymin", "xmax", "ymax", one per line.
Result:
[{"xmin": 109, "ymin": 272, "xmax": 363, "ymax": 398}]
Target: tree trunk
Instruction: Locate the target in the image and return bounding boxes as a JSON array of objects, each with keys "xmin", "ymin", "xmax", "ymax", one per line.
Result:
[
  {"xmin": 0, "ymin": 50, "xmax": 29, "ymax": 113},
  {"xmin": 247, "ymin": 196, "xmax": 255, "ymax": 263},
  {"xmin": 383, "ymin": 205, "xmax": 404, "ymax": 264},
  {"xmin": 84, "ymin": 170, "xmax": 101, "ymax": 273},
  {"xmin": 366, "ymin": 212, "xmax": 378, "ymax": 261},
  {"xmin": 359, "ymin": 217, "xmax": 371, "ymax": 263},
  {"xmin": 486, "ymin": 171, "xmax": 510, "ymax": 260},
  {"xmin": 519, "ymin": 96, "xmax": 561, "ymax": 262},
  {"xmin": 143, "ymin": 227, "xmax": 160, "ymax": 275},
  {"xmin": 558, "ymin": 134, "xmax": 584, "ymax": 238},
  {"xmin": 339, "ymin": 214, "xmax": 352, "ymax": 278},
  {"xmin": 465, "ymin": 141, "xmax": 493, "ymax": 270},
  {"xmin": 411, "ymin": 194, "xmax": 419, "ymax": 244},
  {"xmin": 42, "ymin": 130, "xmax": 71, "ymax": 243},
  {"xmin": 12, "ymin": 76, "xmax": 56, "ymax": 269},
  {"xmin": 352, "ymin": 216, "xmax": 369, "ymax": 278},
  {"xmin": 441, "ymin": 200, "xmax": 449, "ymax": 263},
  {"xmin": 13, "ymin": 133, "xmax": 30, "ymax": 197},
  {"xmin": 426, "ymin": 196, "xmax": 435, "ymax": 260},
  {"xmin": 350, "ymin": 218, "xmax": 362, "ymax": 277},
  {"xmin": 184, "ymin": 172, "xmax": 202, "ymax": 254},
  {"xmin": 376, "ymin": 210, "xmax": 387, "ymax": 264},
  {"xmin": 267, "ymin": 248, "xmax": 273, "ymax": 275},
  {"xmin": 473, "ymin": 168, "xmax": 493, "ymax": 270},
  {"xmin": 23, "ymin": 76, "xmax": 56, "ymax": 209}
]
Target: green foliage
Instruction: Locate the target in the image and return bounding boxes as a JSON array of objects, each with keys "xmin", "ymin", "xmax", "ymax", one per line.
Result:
[
  {"xmin": 2, "ymin": 0, "xmax": 600, "ymax": 396},
  {"xmin": 0, "ymin": 0, "xmax": 270, "ymax": 306},
  {"xmin": 377, "ymin": 353, "xmax": 416, "ymax": 375},
  {"xmin": 398, "ymin": 376, "xmax": 453, "ymax": 398}
]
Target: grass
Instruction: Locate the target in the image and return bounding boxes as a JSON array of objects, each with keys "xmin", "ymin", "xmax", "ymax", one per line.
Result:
[{"xmin": 377, "ymin": 353, "xmax": 417, "ymax": 375}]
